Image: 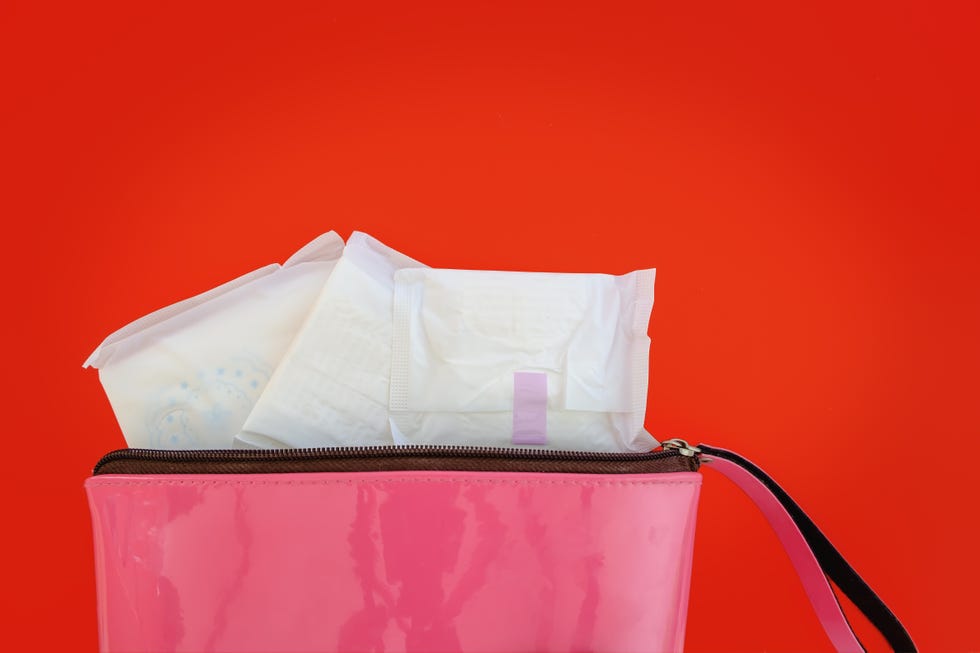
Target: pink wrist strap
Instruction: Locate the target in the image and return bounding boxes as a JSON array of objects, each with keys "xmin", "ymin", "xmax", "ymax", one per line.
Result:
[{"xmin": 699, "ymin": 445, "xmax": 916, "ymax": 653}]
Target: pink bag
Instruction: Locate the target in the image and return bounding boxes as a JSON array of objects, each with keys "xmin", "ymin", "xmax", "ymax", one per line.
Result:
[{"xmin": 86, "ymin": 441, "xmax": 915, "ymax": 652}]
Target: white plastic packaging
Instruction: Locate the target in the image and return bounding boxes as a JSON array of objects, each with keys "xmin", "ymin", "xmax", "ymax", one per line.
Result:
[
  {"xmin": 235, "ymin": 232, "xmax": 427, "ymax": 449},
  {"xmin": 83, "ymin": 232, "xmax": 344, "ymax": 449},
  {"xmin": 388, "ymin": 267, "xmax": 657, "ymax": 452}
]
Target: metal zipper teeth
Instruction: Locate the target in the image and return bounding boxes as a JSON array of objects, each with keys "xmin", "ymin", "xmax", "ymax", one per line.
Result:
[{"xmin": 93, "ymin": 444, "xmax": 681, "ymax": 475}]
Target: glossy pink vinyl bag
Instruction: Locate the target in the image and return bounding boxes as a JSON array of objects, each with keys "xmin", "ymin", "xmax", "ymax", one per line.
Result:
[{"xmin": 85, "ymin": 442, "xmax": 915, "ymax": 653}]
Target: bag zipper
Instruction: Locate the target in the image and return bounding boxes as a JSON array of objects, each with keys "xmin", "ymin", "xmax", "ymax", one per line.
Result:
[{"xmin": 93, "ymin": 442, "xmax": 701, "ymax": 476}]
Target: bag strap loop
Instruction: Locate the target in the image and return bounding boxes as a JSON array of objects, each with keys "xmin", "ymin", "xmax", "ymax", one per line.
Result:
[{"xmin": 698, "ymin": 445, "xmax": 916, "ymax": 653}]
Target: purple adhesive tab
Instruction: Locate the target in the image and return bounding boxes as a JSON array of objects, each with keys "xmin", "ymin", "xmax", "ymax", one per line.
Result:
[{"xmin": 512, "ymin": 371, "xmax": 548, "ymax": 445}]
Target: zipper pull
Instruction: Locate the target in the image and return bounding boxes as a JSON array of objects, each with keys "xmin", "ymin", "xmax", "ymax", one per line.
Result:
[{"xmin": 661, "ymin": 438, "xmax": 702, "ymax": 458}]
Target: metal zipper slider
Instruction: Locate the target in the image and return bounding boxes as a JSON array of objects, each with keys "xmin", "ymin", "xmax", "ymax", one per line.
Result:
[{"xmin": 660, "ymin": 438, "xmax": 701, "ymax": 457}]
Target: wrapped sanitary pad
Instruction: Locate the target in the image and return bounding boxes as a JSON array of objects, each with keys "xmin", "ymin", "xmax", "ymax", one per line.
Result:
[
  {"xmin": 235, "ymin": 232, "xmax": 426, "ymax": 449},
  {"xmin": 388, "ymin": 267, "xmax": 657, "ymax": 452},
  {"xmin": 83, "ymin": 232, "xmax": 344, "ymax": 449}
]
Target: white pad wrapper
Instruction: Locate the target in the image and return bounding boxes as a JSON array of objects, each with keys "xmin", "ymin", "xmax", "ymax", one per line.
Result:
[
  {"xmin": 388, "ymin": 267, "xmax": 657, "ymax": 452},
  {"xmin": 235, "ymin": 232, "xmax": 426, "ymax": 449},
  {"xmin": 83, "ymin": 232, "xmax": 344, "ymax": 449}
]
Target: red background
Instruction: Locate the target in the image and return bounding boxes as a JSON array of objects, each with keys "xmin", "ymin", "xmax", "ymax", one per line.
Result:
[{"xmin": 2, "ymin": 1, "xmax": 978, "ymax": 650}]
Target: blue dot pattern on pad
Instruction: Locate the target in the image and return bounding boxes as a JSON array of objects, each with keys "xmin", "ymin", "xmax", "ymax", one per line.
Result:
[{"xmin": 146, "ymin": 356, "xmax": 271, "ymax": 449}]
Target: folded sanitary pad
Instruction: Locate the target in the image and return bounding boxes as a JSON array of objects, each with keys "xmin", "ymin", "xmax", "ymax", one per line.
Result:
[
  {"xmin": 84, "ymin": 232, "xmax": 344, "ymax": 449},
  {"xmin": 388, "ymin": 267, "xmax": 657, "ymax": 452},
  {"xmin": 235, "ymin": 232, "xmax": 426, "ymax": 449}
]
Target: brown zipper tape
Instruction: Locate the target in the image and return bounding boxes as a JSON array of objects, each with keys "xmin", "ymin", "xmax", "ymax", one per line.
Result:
[{"xmin": 93, "ymin": 448, "xmax": 699, "ymax": 476}]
